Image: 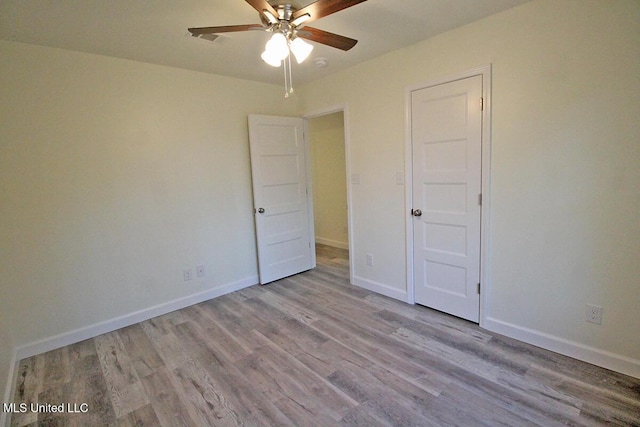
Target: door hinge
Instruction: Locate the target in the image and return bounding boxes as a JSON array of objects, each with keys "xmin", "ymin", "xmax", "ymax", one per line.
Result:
[
  {"xmin": 480, "ymin": 97, "xmax": 484, "ymax": 111},
  {"xmin": 478, "ymin": 193, "xmax": 482, "ymax": 206},
  {"xmin": 477, "ymin": 283, "xmax": 481, "ymax": 294}
]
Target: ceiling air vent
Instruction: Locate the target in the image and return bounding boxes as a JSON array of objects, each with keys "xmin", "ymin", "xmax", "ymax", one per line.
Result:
[{"xmin": 192, "ymin": 33, "xmax": 220, "ymax": 42}]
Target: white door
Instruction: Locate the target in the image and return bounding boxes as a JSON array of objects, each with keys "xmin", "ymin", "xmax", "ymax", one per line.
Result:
[
  {"xmin": 248, "ymin": 114, "xmax": 315, "ymax": 284},
  {"xmin": 411, "ymin": 75, "xmax": 482, "ymax": 322}
]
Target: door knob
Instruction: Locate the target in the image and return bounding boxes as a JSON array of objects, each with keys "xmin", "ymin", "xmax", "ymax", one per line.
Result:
[
  {"xmin": 257, "ymin": 207, "xmax": 265, "ymax": 214},
  {"xmin": 412, "ymin": 209, "xmax": 422, "ymax": 217}
]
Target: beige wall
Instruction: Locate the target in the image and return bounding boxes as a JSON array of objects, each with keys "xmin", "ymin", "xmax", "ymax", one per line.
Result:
[
  {"xmin": 299, "ymin": 0, "xmax": 640, "ymax": 374},
  {"xmin": 0, "ymin": 40, "xmax": 298, "ymax": 406},
  {"xmin": 309, "ymin": 112, "xmax": 348, "ymax": 249}
]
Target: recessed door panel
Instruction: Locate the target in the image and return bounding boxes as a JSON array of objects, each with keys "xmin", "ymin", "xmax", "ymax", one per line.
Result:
[
  {"xmin": 260, "ymin": 155, "xmax": 300, "ymax": 186},
  {"xmin": 423, "ymin": 223, "xmax": 467, "ymax": 256},
  {"xmin": 424, "ymin": 260, "xmax": 468, "ymax": 297},
  {"xmin": 423, "ymin": 139, "xmax": 468, "ymax": 172},
  {"xmin": 422, "ymin": 183, "xmax": 467, "ymax": 214}
]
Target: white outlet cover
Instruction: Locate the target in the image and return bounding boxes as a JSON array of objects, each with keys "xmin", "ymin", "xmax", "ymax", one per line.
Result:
[
  {"xmin": 196, "ymin": 265, "xmax": 206, "ymax": 278},
  {"xmin": 585, "ymin": 304, "xmax": 603, "ymax": 325}
]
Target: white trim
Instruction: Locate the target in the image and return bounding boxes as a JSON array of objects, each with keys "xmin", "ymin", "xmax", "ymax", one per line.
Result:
[
  {"xmin": 303, "ymin": 104, "xmax": 346, "ymax": 119},
  {"xmin": 14, "ymin": 276, "xmax": 257, "ymax": 361},
  {"xmin": 343, "ymin": 107, "xmax": 355, "ymax": 286},
  {"xmin": 484, "ymin": 317, "xmax": 640, "ymax": 379},
  {"xmin": 404, "ymin": 65, "xmax": 493, "ymax": 326},
  {"xmin": 303, "ymin": 104, "xmax": 354, "ymax": 286},
  {"xmin": 302, "ymin": 118, "xmax": 317, "ymax": 269},
  {"xmin": 315, "ymin": 237, "xmax": 349, "ymax": 250},
  {"xmin": 352, "ymin": 276, "xmax": 409, "ymax": 303},
  {"xmin": 477, "ymin": 65, "xmax": 493, "ymax": 329},
  {"xmin": 404, "ymin": 83, "xmax": 415, "ymax": 305},
  {"xmin": 1, "ymin": 350, "xmax": 18, "ymax": 427}
]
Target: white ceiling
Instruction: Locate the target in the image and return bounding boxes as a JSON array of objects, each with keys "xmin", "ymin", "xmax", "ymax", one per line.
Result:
[{"xmin": 0, "ymin": 0, "xmax": 530, "ymax": 85}]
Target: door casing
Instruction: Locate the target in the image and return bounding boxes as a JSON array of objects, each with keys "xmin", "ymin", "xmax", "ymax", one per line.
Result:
[
  {"xmin": 405, "ymin": 66, "xmax": 492, "ymax": 326},
  {"xmin": 304, "ymin": 104, "xmax": 354, "ymax": 285}
]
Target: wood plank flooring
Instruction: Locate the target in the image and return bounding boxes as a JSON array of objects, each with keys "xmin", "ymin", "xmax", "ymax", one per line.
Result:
[{"xmin": 8, "ymin": 244, "xmax": 640, "ymax": 426}]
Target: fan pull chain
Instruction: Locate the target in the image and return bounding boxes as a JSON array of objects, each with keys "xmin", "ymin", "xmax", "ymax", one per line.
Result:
[{"xmin": 283, "ymin": 55, "xmax": 294, "ymax": 98}]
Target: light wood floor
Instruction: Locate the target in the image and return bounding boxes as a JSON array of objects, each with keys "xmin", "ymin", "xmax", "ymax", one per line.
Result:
[{"xmin": 9, "ymin": 244, "xmax": 640, "ymax": 426}]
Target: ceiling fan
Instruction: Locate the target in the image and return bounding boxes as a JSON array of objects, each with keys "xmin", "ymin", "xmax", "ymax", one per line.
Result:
[{"xmin": 188, "ymin": 0, "xmax": 368, "ymax": 96}]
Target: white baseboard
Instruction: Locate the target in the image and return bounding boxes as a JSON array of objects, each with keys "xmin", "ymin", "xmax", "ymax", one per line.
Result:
[
  {"xmin": 14, "ymin": 275, "xmax": 258, "ymax": 361},
  {"xmin": 352, "ymin": 275, "xmax": 408, "ymax": 303},
  {"xmin": 483, "ymin": 317, "xmax": 640, "ymax": 379},
  {"xmin": 315, "ymin": 237, "xmax": 349, "ymax": 250}
]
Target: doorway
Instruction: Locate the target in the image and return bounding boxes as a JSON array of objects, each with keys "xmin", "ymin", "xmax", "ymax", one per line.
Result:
[{"xmin": 307, "ymin": 109, "xmax": 351, "ymax": 277}]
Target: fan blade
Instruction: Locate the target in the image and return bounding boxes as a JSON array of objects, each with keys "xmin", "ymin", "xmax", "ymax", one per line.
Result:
[
  {"xmin": 188, "ymin": 24, "xmax": 263, "ymax": 36},
  {"xmin": 297, "ymin": 26, "xmax": 358, "ymax": 51},
  {"xmin": 245, "ymin": 0, "xmax": 279, "ymax": 20},
  {"xmin": 292, "ymin": 0, "xmax": 368, "ymax": 25}
]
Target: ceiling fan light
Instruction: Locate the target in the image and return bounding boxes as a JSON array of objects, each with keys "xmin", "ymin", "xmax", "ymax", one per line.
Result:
[
  {"xmin": 290, "ymin": 37, "xmax": 313, "ymax": 64},
  {"xmin": 266, "ymin": 32, "xmax": 289, "ymax": 60},
  {"xmin": 261, "ymin": 49, "xmax": 282, "ymax": 67}
]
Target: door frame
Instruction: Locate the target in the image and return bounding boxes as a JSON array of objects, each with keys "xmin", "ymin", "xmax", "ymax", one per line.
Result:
[
  {"xmin": 303, "ymin": 104, "xmax": 354, "ymax": 284},
  {"xmin": 404, "ymin": 65, "xmax": 492, "ymax": 326}
]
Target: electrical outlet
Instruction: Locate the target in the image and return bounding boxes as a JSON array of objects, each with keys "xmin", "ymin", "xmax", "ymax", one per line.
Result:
[
  {"xmin": 366, "ymin": 254, "xmax": 374, "ymax": 267},
  {"xmin": 585, "ymin": 304, "xmax": 603, "ymax": 325},
  {"xmin": 183, "ymin": 269, "xmax": 193, "ymax": 281},
  {"xmin": 196, "ymin": 265, "xmax": 206, "ymax": 278}
]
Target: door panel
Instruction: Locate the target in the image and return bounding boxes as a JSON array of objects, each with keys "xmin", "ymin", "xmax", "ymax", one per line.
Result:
[
  {"xmin": 411, "ymin": 75, "xmax": 482, "ymax": 322},
  {"xmin": 248, "ymin": 114, "xmax": 314, "ymax": 284}
]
